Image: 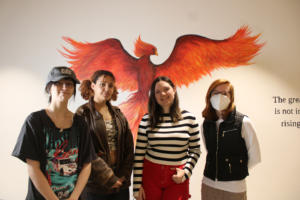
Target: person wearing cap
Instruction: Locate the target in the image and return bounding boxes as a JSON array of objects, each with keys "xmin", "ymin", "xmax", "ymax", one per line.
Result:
[{"xmin": 12, "ymin": 66, "xmax": 96, "ymax": 200}]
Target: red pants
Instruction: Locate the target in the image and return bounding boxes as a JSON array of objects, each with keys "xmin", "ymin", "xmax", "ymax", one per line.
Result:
[{"xmin": 142, "ymin": 159, "xmax": 191, "ymax": 200}]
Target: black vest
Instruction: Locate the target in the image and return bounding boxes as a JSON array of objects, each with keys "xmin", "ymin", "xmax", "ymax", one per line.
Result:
[{"xmin": 203, "ymin": 109, "xmax": 249, "ymax": 181}]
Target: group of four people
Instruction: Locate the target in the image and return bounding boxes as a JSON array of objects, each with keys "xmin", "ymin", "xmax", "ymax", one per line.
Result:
[{"xmin": 12, "ymin": 66, "xmax": 260, "ymax": 200}]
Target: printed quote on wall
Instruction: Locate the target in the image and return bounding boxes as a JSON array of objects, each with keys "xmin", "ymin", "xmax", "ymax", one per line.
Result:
[{"xmin": 273, "ymin": 96, "xmax": 300, "ymax": 128}]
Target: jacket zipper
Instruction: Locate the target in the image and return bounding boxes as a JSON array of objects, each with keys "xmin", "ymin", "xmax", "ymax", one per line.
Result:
[{"xmin": 215, "ymin": 129, "xmax": 219, "ymax": 180}]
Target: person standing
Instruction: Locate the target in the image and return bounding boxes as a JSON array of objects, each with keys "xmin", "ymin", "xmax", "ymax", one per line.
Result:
[
  {"xmin": 133, "ymin": 76, "xmax": 201, "ymax": 200},
  {"xmin": 76, "ymin": 70, "xmax": 134, "ymax": 200},
  {"xmin": 12, "ymin": 66, "xmax": 95, "ymax": 200},
  {"xmin": 201, "ymin": 79, "xmax": 261, "ymax": 200}
]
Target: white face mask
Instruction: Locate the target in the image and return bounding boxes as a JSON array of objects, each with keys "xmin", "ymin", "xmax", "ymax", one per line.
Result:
[{"xmin": 210, "ymin": 94, "xmax": 231, "ymax": 111}]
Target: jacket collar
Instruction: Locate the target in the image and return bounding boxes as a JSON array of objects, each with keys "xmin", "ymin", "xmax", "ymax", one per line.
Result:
[
  {"xmin": 222, "ymin": 108, "xmax": 236, "ymax": 124},
  {"xmin": 89, "ymin": 99, "xmax": 119, "ymax": 120},
  {"xmin": 205, "ymin": 107, "xmax": 237, "ymax": 123}
]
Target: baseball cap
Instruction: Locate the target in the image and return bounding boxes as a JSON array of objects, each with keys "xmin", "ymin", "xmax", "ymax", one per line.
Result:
[{"xmin": 46, "ymin": 66, "xmax": 80, "ymax": 85}]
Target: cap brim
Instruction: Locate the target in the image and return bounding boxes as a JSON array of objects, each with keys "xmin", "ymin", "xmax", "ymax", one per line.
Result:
[{"xmin": 50, "ymin": 75, "xmax": 80, "ymax": 84}]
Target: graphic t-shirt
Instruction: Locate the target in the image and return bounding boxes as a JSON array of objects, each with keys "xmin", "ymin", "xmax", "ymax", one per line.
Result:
[
  {"xmin": 44, "ymin": 126, "xmax": 79, "ymax": 199},
  {"xmin": 12, "ymin": 110, "xmax": 96, "ymax": 200}
]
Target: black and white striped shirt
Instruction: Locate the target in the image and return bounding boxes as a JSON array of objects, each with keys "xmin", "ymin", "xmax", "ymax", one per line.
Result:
[{"xmin": 133, "ymin": 110, "xmax": 201, "ymax": 197}]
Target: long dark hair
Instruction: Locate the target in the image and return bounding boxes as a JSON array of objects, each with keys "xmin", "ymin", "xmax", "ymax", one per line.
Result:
[{"xmin": 148, "ymin": 76, "xmax": 181, "ymax": 129}]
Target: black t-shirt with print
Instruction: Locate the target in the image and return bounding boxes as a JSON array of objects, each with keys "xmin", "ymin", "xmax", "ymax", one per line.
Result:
[{"xmin": 12, "ymin": 110, "xmax": 96, "ymax": 200}]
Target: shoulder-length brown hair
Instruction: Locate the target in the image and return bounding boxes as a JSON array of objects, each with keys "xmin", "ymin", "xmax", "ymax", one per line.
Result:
[
  {"xmin": 148, "ymin": 76, "xmax": 181, "ymax": 129},
  {"xmin": 202, "ymin": 79, "xmax": 235, "ymax": 120},
  {"xmin": 79, "ymin": 70, "xmax": 118, "ymax": 101}
]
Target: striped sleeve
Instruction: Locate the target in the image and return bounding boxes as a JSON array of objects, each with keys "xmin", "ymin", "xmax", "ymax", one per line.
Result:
[
  {"xmin": 183, "ymin": 112, "xmax": 201, "ymax": 181},
  {"xmin": 133, "ymin": 114, "xmax": 149, "ymax": 198}
]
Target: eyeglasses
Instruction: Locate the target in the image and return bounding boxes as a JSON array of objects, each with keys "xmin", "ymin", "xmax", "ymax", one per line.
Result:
[
  {"xmin": 211, "ymin": 90, "xmax": 231, "ymax": 97},
  {"xmin": 54, "ymin": 81, "xmax": 74, "ymax": 88}
]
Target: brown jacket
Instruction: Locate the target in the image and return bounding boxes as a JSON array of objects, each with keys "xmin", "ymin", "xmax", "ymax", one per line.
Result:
[{"xmin": 76, "ymin": 100, "xmax": 134, "ymax": 194}]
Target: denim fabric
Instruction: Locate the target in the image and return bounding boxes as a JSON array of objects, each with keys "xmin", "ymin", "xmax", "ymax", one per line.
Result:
[{"xmin": 142, "ymin": 159, "xmax": 191, "ymax": 200}]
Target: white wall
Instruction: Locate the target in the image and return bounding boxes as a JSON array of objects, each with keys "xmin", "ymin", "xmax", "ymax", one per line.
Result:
[{"xmin": 1, "ymin": 0, "xmax": 300, "ymax": 199}]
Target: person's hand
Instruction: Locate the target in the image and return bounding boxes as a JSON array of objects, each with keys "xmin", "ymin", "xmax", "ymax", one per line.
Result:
[
  {"xmin": 172, "ymin": 168, "xmax": 185, "ymax": 184},
  {"xmin": 111, "ymin": 176, "xmax": 125, "ymax": 189},
  {"xmin": 136, "ymin": 186, "xmax": 146, "ymax": 200}
]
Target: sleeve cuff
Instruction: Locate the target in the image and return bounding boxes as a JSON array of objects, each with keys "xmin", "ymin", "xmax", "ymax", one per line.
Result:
[{"xmin": 106, "ymin": 175, "xmax": 120, "ymax": 188}]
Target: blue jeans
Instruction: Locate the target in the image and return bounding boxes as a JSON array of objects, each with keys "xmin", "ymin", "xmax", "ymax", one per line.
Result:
[{"xmin": 86, "ymin": 188, "xmax": 129, "ymax": 200}]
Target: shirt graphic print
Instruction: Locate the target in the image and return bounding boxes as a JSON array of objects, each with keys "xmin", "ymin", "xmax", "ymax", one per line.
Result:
[{"xmin": 44, "ymin": 127, "xmax": 79, "ymax": 199}]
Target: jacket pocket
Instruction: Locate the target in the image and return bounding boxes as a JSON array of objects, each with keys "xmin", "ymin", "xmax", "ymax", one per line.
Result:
[
  {"xmin": 221, "ymin": 128, "xmax": 238, "ymax": 137},
  {"xmin": 223, "ymin": 156, "xmax": 248, "ymax": 179}
]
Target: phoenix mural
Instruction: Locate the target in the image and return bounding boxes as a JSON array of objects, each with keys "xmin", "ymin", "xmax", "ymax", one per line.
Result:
[{"xmin": 60, "ymin": 26, "xmax": 263, "ymax": 139}]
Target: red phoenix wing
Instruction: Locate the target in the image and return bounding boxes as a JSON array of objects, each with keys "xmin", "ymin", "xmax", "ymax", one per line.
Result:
[
  {"xmin": 61, "ymin": 37, "xmax": 138, "ymax": 91},
  {"xmin": 155, "ymin": 26, "xmax": 264, "ymax": 87}
]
